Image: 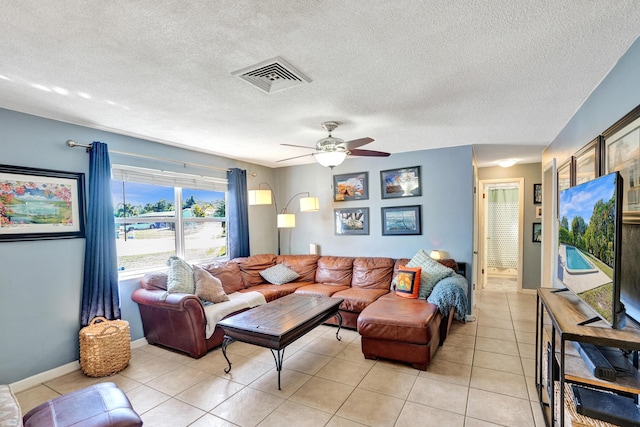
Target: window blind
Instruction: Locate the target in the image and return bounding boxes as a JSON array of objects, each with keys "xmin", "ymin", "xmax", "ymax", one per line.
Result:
[{"xmin": 111, "ymin": 164, "xmax": 228, "ymax": 192}]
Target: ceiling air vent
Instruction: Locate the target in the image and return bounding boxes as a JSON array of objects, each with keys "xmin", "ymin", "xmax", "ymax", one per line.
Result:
[{"xmin": 232, "ymin": 56, "xmax": 311, "ymax": 94}]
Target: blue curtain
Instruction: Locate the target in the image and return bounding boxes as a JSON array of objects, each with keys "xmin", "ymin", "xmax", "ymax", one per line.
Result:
[
  {"xmin": 227, "ymin": 168, "xmax": 250, "ymax": 258},
  {"xmin": 80, "ymin": 141, "xmax": 120, "ymax": 326}
]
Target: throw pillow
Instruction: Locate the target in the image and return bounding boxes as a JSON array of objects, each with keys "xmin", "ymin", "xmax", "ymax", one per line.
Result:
[
  {"xmin": 260, "ymin": 263, "xmax": 300, "ymax": 285},
  {"xmin": 193, "ymin": 265, "xmax": 230, "ymax": 303},
  {"xmin": 395, "ymin": 266, "xmax": 421, "ymax": 299},
  {"xmin": 406, "ymin": 249, "xmax": 454, "ymax": 299},
  {"xmin": 166, "ymin": 256, "xmax": 195, "ymax": 294}
]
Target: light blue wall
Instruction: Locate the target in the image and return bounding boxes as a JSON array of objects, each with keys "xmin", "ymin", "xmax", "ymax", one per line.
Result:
[
  {"xmin": 275, "ymin": 146, "xmax": 475, "ymax": 264},
  {"xmin": 543, "ymin": 36, "xmax": 640, "ymax": 166},
  {"xmin": 0, "ymin": 108, "xmax": 275, "ymax": 384}
]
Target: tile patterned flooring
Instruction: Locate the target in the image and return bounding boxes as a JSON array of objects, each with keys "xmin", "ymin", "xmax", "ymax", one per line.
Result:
[{"xmin": 16, "ymin": 287, "xmax": 545, "ymax": 426}]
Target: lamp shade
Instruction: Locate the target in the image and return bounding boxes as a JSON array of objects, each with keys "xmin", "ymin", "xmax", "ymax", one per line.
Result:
[
  {"xmin": 314, "ymin": 151, "xmax": 347, "ymax": 168},
  {"xmin": 299, "ymin": 196, "xmax": 320, "ymax": 212},
  {"xmin": 277, "ymin": 213, "xmax": 296, "ymax": 228},
  {"xmin": 429, "ymin": 250, "xmax": 443, "ymax": 260},
  {"xmin": 248, "ymin": 189, "xmax": 272, "ymax": 205}
]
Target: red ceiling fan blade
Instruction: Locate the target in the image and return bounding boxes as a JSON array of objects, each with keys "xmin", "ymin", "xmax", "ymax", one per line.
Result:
[
  {"xmin": 276, "ymin": 153, "xmax": 315, "ymax": 162},
  {"xmin": 348, "ymin": 148, "xmax": 390, "ymax": 157},
  {"xmin": 281, "ymin": 143, "xmax": 316, "ymax": 150},
  {"xmin": 344, "ymin": 137, "xmax": 374, "ymax": 149}
]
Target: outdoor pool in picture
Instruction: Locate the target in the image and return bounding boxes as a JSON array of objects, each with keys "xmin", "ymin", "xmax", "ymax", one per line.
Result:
[{"xmin": 565, "ymin": 246, "xmax": 596, "ymax": 273}]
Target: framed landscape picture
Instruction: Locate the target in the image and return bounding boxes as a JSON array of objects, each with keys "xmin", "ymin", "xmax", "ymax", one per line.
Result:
[
  {"xmin": 0, "ymin": 164, "xmax": 86, "ymax": 241},
  {"xmin": 334, "ymin": 207, "xmax": 369, "ymax": 235},
  {"xmin": 381, "ymin": 205, "xmax": 421, "ymax": 235},
  {"xmin": 380, "ymin": 166, "xmax": 421, "ymax": 199},
  {"xmin": 333, "ymin": 172, "xmax": 369, "ymax": 201}
]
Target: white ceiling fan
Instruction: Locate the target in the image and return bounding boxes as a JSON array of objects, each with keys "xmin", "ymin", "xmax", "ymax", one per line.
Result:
[{"xmin": 278, "ymin": 121, "xmax": 390, "ymax": 168}]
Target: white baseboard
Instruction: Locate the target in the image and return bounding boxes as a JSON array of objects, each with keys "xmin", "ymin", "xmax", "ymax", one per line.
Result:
[
  {"xmin": 10, "ymin": 361, "xmax": 80, "ymax": 393},
  {"xmin": 10, "ymin": 338, "xmax": 149, "ymax": 393}
]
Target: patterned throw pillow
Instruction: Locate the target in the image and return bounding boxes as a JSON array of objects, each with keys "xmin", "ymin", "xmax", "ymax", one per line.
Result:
[
  {"xmin": 193, "ymin": 265, "xmax": 230, "ymax": 303},
  {"xmin": 260, "ymin": 264, "xmax": 300, "ymax": 285},
  {"xmin": 407, "ymin": 249, "xmax": 454, "ymax": 299},
  {"xmin": 166, "ymin": 256, "xmax": 195, "ymax": 294},
  {"xmin": 395, "ymin": 266, "xmax": 421, "ymax": 299}
]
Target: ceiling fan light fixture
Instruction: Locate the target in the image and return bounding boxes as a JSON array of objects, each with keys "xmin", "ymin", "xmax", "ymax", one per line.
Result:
[{"xmin": 314, "ymin": 151, "xmax": 347, "ymax": 168}]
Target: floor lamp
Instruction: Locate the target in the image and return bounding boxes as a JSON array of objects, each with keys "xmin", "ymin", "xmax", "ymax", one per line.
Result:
[{"xmin": 248, "ymin": 183, "xmax": 320, "ymax": 255}]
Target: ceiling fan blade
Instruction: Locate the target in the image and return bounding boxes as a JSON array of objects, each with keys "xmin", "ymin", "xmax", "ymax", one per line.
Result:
[
  {"xmin": 344, "ymin": 137, "xmax": 374, "ymax": 149},
  {"xmin": 276, "ymin": 153, "xmax": 315, "ymax": 162},
  {"xmin": 281, "ymin": 143, "xmax": 316, "ymax": 150},
  {"xmin": 348, "ymin": 148, "xmax": 390, "ymax": 157}
]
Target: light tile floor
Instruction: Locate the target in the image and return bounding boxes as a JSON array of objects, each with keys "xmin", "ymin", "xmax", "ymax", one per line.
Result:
[{"xmin": 16, "ymin": 287, "xmax": 545, "ymax": 426}]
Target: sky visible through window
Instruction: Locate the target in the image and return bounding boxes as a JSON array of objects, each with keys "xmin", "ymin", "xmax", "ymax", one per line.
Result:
[{"xmin": 111, "ymin": 181, "xmax": 223, "ymax": 209}]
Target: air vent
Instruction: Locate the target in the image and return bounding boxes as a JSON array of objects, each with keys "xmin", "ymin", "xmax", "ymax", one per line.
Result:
[{"xmin": 232, "ymin": 56, "xmax": 311, "ymax": 94}]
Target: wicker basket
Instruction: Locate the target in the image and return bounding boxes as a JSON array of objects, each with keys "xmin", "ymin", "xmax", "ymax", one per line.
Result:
[{"xmin": 80, "ymin": 317, "xmax": 131, "ymax": 377}]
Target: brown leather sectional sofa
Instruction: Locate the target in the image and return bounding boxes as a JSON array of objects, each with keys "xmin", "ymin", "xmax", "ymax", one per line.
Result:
[{"xmin": 132, "ymin": 253, "xmax": 462, "ymax": 369}]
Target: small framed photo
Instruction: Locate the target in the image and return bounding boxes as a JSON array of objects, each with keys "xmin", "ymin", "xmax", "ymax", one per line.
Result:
[
  {"xmin": 381, "ymin": 205, "xmax": 422, "ymax": 236},
  {"xmin": 380, "ymin": 166, "xmax": 421, "ymax": 199},
  {"xmin": 532, "ymin": 222, "xmax": 542, "ymax": 242},
  {"xmin": 334, "ymin": 207, "xmax": 369, "ymax": 235},
  {"xmin": 333, "ymin": 172, "xmax": 369, "ymax": 201},
  {"xmin": 536, "ymin": 206, "xmax": 542, "ymax": 218},
  {"xmin": 0, "ymin": 164, "xmax": 86, "ymax": 241},
  {"xmin": 533, "ymin": 183, "xmax": 542, "ymax": 204}
]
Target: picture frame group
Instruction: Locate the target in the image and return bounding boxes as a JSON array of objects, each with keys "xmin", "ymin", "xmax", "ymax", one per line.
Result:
[{"xmin": 0, "ymin": 164, "xmax": 86, "ymax": 241}]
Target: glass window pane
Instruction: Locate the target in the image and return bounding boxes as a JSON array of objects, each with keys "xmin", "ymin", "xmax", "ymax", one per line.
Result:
[
  {"xmin": 183, "ymin": 220, "xmax": 227, "ymax": 262},
  {"xmin": 182, "ymin": 188, "xmax": 226, "ymax": 218},
  {"xmin": 115, "ymin": 226, "xmax": 176, "ymax": 272},
  {"xmin": 112, "ymin": 180, "xmax": 177, "ymax": 273}
]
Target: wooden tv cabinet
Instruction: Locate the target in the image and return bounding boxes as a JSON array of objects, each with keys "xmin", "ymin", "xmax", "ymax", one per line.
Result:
[{"xmin": 535, "ymin": 288, "xmax": 640, "ymax": 426}]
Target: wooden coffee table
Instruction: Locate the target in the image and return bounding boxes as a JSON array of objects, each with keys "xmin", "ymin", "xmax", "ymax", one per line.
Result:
[{"xmin": 217, "ymin": 294, "xmax": 343, "ymax": 389}]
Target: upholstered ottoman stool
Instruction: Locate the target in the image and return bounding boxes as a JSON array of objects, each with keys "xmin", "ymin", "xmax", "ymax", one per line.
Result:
[
  {"xmin": 357, "ymin": 293, "xmax": 442, "ymax": 370},
  {"xmin": 22, "ymin": 382, "xmax": 142, "ymax": 427}
]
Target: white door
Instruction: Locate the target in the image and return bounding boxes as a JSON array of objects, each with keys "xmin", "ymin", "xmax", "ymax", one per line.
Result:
[{"xmin": 478, "ymin": 178, "xmax": 524, "ymax": 291}]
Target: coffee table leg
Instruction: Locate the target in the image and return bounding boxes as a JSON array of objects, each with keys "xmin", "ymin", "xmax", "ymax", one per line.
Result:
[
  {"xmin": 270, "ymin": 348, "xmax": 286, "ymax": 390},
  {"xmin": 335, "ymin": 312, "xmax": 342, "ymax": 341},
  {"xmin": 222, "ymin": 336, "xmax": 234, "ymax": 374}
]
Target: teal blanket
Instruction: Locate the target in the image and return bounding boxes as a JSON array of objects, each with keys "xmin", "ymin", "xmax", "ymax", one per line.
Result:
[{"xmin": 427, "ymin": 274, "xmax": 468, "ymax": 321}]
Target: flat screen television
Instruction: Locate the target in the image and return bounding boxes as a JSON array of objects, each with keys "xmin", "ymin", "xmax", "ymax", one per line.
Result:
[{"xmin": 557, "ymin": 172, "xmax": 625, "ymax": 328}]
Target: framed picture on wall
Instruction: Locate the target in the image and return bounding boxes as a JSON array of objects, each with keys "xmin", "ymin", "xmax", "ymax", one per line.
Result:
[
  {"xmin": 333, "ymin": 172, "xmax": 369, "ymax": 201},
  {"xmin": 0, "ymin": 164, "xmax": 86, "ymax": 241},
  {"xmin": 533, "ymin": 183, "xmax": 542, "ymax": 204},
  {"xmin": 603, "ymin": 104, "xmax": 640, "ymax": 223},
  {"xmin": 380, "ymin": 166, "xmax": 421, "ymax": 199},
  {"xmin": 532, "ymin": 222, "xmax": 542, "ymax": 243},
  {"xmin": 334, "ymin": 207, "xmax": 369, "ymax": 235},
  {"xmin": 381, "ymin": 205, "xmax": 422, "ymax": 235}
]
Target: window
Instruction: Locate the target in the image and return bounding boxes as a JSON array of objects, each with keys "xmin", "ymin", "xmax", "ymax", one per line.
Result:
[{"xmin": 111, "ymin": 165, "xmax": 227, "ymax": 274}]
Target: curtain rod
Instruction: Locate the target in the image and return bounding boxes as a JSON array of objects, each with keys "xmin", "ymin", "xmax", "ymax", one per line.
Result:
[{"xmin": 66, "ymin": 140, "xmax": 231, "ymax": 172}]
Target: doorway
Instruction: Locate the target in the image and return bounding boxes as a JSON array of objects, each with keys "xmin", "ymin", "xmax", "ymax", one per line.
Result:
[{"xmin": 478, "ymin": 178, "xmax": 524, "ymax": 292}]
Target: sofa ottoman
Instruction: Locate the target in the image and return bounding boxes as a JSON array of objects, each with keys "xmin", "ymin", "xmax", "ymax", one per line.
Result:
[
  {"xmin": 357, "ymin": 293, "xmax": 442, "ymax": 370},
  {"xmin": 22, "ymin": 382, "xmax": 142, "ymax": 427}
]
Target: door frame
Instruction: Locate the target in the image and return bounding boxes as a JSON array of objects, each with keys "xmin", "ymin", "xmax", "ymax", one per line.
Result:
[{"xmin": 477, "ymin": 178, "xmax": 524, "ymax": 291}]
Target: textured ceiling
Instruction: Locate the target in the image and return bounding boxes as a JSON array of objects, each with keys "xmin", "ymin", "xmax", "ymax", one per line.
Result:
[{"xmin": 1, "ymin": 1, "xmax": 640, "ymax": 167}]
